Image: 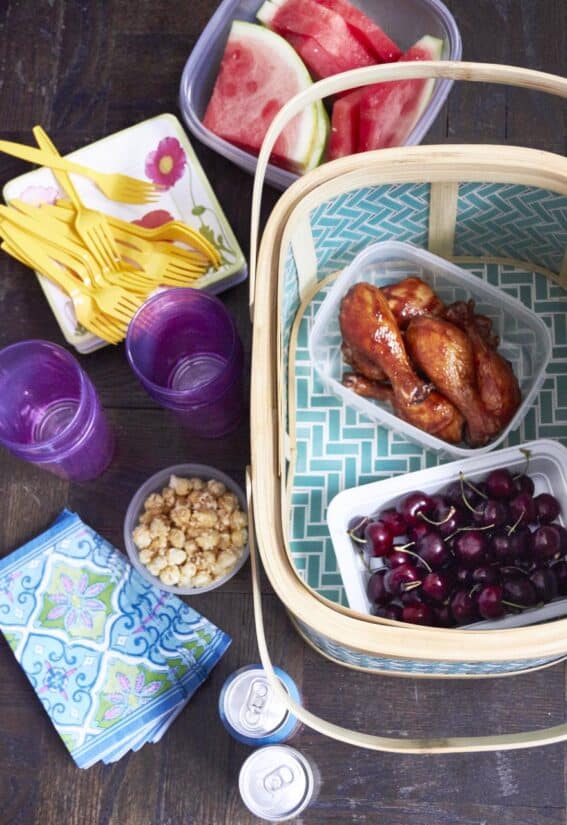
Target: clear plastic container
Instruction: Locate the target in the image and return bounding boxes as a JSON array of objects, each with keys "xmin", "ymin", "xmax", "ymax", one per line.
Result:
[
  {"xmin": 308, "ymin": 241, "xmax": 552, "ymax": 457},
  {"xmin": 178, "ymin": 0, "xmax": 462, "ymax": 190},
  {"xmin": 327, "ymin": 438, "xmax": 567, "ymax": 628},
  {"xmin": 123, "ymin": 463, "xmax": 249, "ymax": 595}
]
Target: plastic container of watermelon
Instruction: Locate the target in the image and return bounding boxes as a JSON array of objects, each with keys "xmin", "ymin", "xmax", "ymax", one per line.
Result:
[{"xmin": 179, "ymin": 0, "xmax": 462, "ymax": 190}]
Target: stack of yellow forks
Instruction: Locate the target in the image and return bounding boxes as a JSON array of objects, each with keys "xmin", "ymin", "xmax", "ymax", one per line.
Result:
[{"xmin": 0, "ymin": 126, "xmax": 221, "ymax": 343}]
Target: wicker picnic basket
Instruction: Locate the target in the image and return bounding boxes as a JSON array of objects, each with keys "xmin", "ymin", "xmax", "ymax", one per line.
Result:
[{"xmin": 248, "ymin": 61, "xmax": 567, "ymax": 752}]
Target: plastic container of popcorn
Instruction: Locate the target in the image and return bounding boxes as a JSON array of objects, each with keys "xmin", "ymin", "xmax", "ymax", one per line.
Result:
[{"xmin": 123, "ymin": 463, "xmax": 249, "ymax": 594}]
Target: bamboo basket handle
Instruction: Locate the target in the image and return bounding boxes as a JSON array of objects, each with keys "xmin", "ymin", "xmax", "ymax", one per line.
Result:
[
  {"xmin": 249, "ymin": 60, "xmax": 567, "ymax": 310},
  {"xmin": 246, "ymin": 469, "xmax": 567, "ymax": 753}
]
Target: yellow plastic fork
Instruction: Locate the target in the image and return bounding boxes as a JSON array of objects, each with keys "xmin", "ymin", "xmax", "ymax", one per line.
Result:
[
  {"xmin": 1, "ymin": 233, "xmax": 125, "ymax": 344},
  {"xmin": 33, "ymin": 126, "xmax": 121, "ymax": 274},
  {"xmin": 0, "ymin": 135, "xmax": 162, "ymax": 205},
  {"xmin": 7, "ymin": 201, "xmax": 155, "ymax": 294},
  {"xmin": 0, "ymin": 220, "xmax": 144, "ymax": 325},
  {"xmin": 47, "ymin": 199, "xmax": 221, "ymax": 266}
]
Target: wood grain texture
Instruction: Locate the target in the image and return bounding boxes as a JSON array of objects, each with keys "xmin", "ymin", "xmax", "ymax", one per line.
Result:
[{"xmin": 0, "ymin": 0, "xmax": 565, "ymax": 823}]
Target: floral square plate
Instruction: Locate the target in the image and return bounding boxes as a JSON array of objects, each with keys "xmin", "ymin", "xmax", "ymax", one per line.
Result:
[{"xmin": 2, "ymin": 114, "xmax": 246, "ymax": 353}]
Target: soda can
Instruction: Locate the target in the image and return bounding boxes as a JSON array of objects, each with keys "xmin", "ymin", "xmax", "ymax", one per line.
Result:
[
  {"xmin": 238, "ymin": 745, "xmax": 319, "ymax": 822},
  {"xmin": 218, "ymin": 664, "xmax": 302, "ymax": 747}
]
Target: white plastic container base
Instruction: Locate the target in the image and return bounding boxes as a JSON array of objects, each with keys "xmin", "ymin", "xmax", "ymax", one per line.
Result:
[
  {"xmin": 123, "ymin": 463, "xmax": 249, "ymax": 595},
  {"xmin": 308, "ymin": 241, "xmax": 552, "ymax": 458},
  {"xmin": 179, "ymin": 0, "xmax": 462, "ymax": 190},
  {"xmin": 326, "ymin": 439, "xmax": 567, "ymax": 629}
]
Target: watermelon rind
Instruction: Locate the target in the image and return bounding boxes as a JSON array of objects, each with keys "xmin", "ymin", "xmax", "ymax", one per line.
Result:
[
  {"xmin": 305, "ymin": 101, "xmax": 330, "ymax": 170},
  {"xmin": 256, "ymin": 1, "xmax": 278, "ymax": 27},
  {"xmin": 404, "ymin": 34, "xmax": 443, "ymax": 128},
  {"xmin": 220, "ymin": 20, "xmax": 321, "ymax": 172}
]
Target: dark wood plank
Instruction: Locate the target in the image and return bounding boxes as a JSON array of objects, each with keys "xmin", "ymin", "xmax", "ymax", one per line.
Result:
[{"xmin": 0, "ymin": 1, "xmax": 566, "ymax": 824}]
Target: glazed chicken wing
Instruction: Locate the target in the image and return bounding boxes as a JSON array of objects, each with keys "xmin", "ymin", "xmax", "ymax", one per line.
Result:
[
  {"xmin": 342, "ymin": 341, "xmax": 388, "ymax": 382},
  {"xmin": 405, "ymin": 315, "xmax": 500, "ymax": 446},
  {"xmin": 445, "ymin": 299, "xmax": 500, "ymax": 349},
  {"xmin": 343, "ymin": 372, "xmax": 465, "ymax": 444},
  {"xmin": 382, "ymin": 276, "xmax": 445, "ymax": 329},
  {"xmin": 444, "ymin": 301, "xmax": 521, "ymax": 431}
]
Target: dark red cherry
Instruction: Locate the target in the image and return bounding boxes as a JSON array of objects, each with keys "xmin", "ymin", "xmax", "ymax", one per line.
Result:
[
  {"xmin": 514, "ymin": 474, "xmax": 535, "ymax": 496},
  {"xmin": 453, "ymin": 530, "xmax": 487, "ymax": 568},
  {"xmin": 385, "ymin": 547, "xmax": 416, "ymax": 568},
  {"xmin": 416, "ymin": 531, "xmax": 451, "ymax": 569},
  {"xmin": 400, "ymin": 491, "xmax": 435, "ymax": 527},
  {"xmin": 472, "ymin": 565, "xmax": 500, "ymax": 585},
  {"xmin": 444, "ymin": 478, "xmax": 484, "ymax": 511},
  {"xmin": 373, "ymin": 603, "xmax": 403, "ymax": 621},
  {"xmin": 473, "ymin": 499, "xmax": 509, "ymax": 528},
  {"xmin": 379, "ymin": 508, "xmax": 407, "ymax": 537},
  {"xmin": 364, "ymin": 520, "xmax": 394, "ymax": 557},
  {"xmin": 456, "ymin": 567, "xmax": 473, "ymax": 586},
  {"xmin": 402, "ymin": 603, "xmax": 434, "ymax": 626},
  {"xmin": 366, "ymin": 569, "xmax": 390, "ymax": 605},
  {"xmin": 534, "ymin": 493, "xmax": 561, "ymax": 524},
  {"xmin": 477, "ymin": 585, "xmax": 505, "ymax": 619},
  {"xmin": 347, "ymin": 515, "xmax": 370, "ymax": 542},
  {"xmin": 383, "ymin": 563, "xmax": 422, "ymax": 596},
  {"xmin": 488, "ymin": 531, "xmax": 513, "ymax": 564},
  {"xmin": 533, "ymin": 524, "xmax": 566, "ymax": 563},
  {"xmin": 551, "ymin": 560, "xmax": 567, "ymax": 596},
  {"xmin": 421, "ymin": 570, "xmax": 455, "ymax": 603},
  {"xmin": 502, "ymin": 577, "xmax": 537, "ymax": 607},
  {"xmin": 509, "ymin": 492, "xmax": 536, "ymax": 525},
  {"xmin": 407, "ymin": 521, "xmax": 432, "ymax": 543},
  {"xmin": 400, "ymin": 588, "xmax": 423, "ymax": 606},
  {"xmin": 508, "ymin": 525, "xmax": 534, "ymax": 561},
  {"xmin": 450, "ymin": 590, "xmax": 479, "ymax": 624},
  {"xmin": 438, "ymin": 506, "xmax": 467, "ymax": 538},
  {"xmin": 529, "ymin": 568, "xmax": 558, "ymax": 603},
  {"xmin": 434, "ymin": 604, "xmax": 457, "ymax": 627},
  {"xmin": 486, "ymin": 468, "xmax": 516, "ymax": 500}
]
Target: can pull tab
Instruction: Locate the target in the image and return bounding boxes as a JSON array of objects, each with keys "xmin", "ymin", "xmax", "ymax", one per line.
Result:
[
  {"xmin": 263, "ymin": 765, "xmax": 294, "ymax": 793},
  {"xmin": 243, "ymin": 678, "xmax": 270, "ymax": 727}
]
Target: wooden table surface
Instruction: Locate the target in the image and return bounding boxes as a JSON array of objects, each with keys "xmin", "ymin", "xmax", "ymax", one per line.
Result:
[{"xmin": 0, "ymin": 1, "xmax": 566, "ymax": 823}]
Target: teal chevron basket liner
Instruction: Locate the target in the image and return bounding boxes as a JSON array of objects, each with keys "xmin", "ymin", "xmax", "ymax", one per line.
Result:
[{"xmin": 274, "ymin": 176, "xmax": 567, "ymax": 676}]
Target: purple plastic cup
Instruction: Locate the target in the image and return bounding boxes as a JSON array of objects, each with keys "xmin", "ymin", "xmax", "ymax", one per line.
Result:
[
  {"xmin": 126, "ymin": 288, "xmax": 244, "ymax": 437},
  {"xmin": 0, "ymin": 340, "xmax": 114, "ymax": 481}
]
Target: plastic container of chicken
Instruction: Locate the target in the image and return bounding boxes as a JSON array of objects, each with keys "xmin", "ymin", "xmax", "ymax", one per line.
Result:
[{"xmin": 308, "ymin": 241, "xmax": 552, "ymax": 458}]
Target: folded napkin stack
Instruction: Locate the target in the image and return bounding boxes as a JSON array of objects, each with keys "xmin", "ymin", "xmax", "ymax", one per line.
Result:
[{"xmin": 0, "ymin": 510, "xmax": 231, "ymax": 767}]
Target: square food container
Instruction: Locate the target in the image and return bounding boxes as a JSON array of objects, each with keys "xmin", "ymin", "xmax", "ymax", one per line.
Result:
[
  {"xmin": 2, "ymin": 114, "xmax": 246, "ymax": 354},
  {"xmin": 326, "ymin": 439, "xmax": 567, "ymax": 629},
  {"xmin": 308, "ymin": 241, "xmax": 553, "ymax": 457},
  {"xmin": 179, "ymin": 0, "xmax": 462, "ymax": 189}
]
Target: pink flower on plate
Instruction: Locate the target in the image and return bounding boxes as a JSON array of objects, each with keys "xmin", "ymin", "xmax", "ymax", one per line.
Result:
[
  {"xmin": 132, "ymin": 209, "xmax": 174, "ymax": 229},
  {"xmin": 144, "ymin": 136, "xmax": 186, "ymax": 188},
  {"xmin": 18, "ymin": 185, "xmax": 61, "ymax": 205}
]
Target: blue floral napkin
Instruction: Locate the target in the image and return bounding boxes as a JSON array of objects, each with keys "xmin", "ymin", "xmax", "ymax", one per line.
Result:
[{"xmin": 0, "ymin": 509, "xmax": 231, "ymax": 768}]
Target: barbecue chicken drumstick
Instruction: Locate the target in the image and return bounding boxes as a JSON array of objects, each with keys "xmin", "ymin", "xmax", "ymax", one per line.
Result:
[{"xmin": 405, "ymin": 315, "xmax": 500, "ymax": 446}]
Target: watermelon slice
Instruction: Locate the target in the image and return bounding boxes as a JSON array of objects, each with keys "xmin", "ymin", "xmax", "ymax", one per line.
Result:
[
  {"xmin": 327, "ymin": 88, "xmax": 365, "ymax": 159},
  {"xmin": 257, "ymin": 0, "xmax": 376, "ymax": 79},
  {"xmin": 203, "ymin": 21, "xmax": 326, "ymax": 172},
  {"xmin": 314, "ymin": 0, "xmax": 401, "ymax": 63},
  {"xmin": 358, "ymin": 35, "xmax": 443, "ymax": 152}
]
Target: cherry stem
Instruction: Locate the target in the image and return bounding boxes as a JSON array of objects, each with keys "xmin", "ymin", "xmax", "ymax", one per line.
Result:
[
  {"xmin": 392, "ymin": 547, "xmax": 432, "ymax": 573},
  {"xmin": 348, "ymin": 517, "xmax": 369, "ymax": 544},
  {"xmin": 513, "ymin": 448, "xmax": 532, "ymax": 479},
  {"xmin": 459, "ymin": 473, "xmax": 482, "ymax": 514},
  {"xmin": 348, "ymin": 532, "xmax": 367, "ymax": 545},
  {"xmin": 397, "ymin": 541, "xmax": 416, "ymax": 551},
  {"xmin": 419, "ymin": 506, "xmax": 456, "ymax": 527},
  {"xmin": 447, "ymin": 522, "xmax": 496, "ymax": 542},
  {"xmin": 356, "ymin": 549, "xmax": 371, "ymax": 571},
  {"xmin": 502, "ymin": 599, "xmax": 529, "ymax": 612},
  {"xmin": 403, "ymin": 580, "xmax": 422, "ymax": 593},
  {"xmin": 506, "ymin": 508, "xmax": 525, "ymax": 536}
]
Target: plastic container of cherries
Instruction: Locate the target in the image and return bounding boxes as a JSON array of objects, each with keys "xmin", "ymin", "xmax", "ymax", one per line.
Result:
[{"xmin": 327, "ymin": 439, "xmax": 567, "ymax": 629}]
